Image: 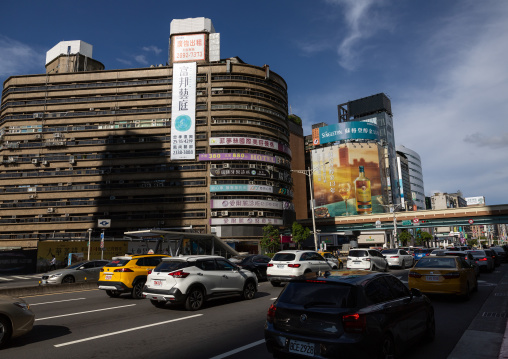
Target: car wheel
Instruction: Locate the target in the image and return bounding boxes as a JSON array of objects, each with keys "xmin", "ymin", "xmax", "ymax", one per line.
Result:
[
  {"xmin": 62, "ymin": 275, "xmax": 75, "ymax": 284},
  {"xmin": 423, "ymin": 313, "xmax": 436, "ymax": 342},
  {"xmin": 150, "ymin": 299, "xmax": 166, "ymax": 308},
  {"xmin": 271, "ymin": 281, "xmax": 282, "ymax": 287},
  {"xmin": 242, "ymin": 281, "xmax": 257, "ymax": 300},
  {"xmin": 378, "ymin": 333, "xmax": 397, "ymax": 359},
  {"xmin": 0, "ymin": 316, "xmax": 13, "ymax": 348},
  {"xmin": 131, "ymin": 280, "xmax": 145, "ymax": 299},
  {"xmin": 106, "ymin": 290, "xmax": 121, "ymax": 298},
  {"xmin": 185, "ymin": 287, "xmax": 205, "ymax": 311}
]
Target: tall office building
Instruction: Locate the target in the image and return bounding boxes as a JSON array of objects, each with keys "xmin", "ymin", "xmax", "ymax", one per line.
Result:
[
  {"xmin": 396, "ymin": 151, "xmax": 413, "ymax": 210},
  {"xmin": 396, "ymin": 144, "xmax": 425, "ymax": 209},
  {"xmin": 0, "ymin": 18, "xmax": 300, "ymax": 252}
]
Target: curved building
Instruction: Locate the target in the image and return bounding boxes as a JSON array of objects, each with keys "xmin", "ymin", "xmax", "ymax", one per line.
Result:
[
  {"xmin": 396, "ymin": 144, "xmax": 425, "ymax": 209},
  {"xmin": 0, "ymin": 19, "xmax": 296, "ymax": 252}
]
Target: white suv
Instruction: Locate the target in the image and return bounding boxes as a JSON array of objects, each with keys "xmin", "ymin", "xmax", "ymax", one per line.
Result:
[
  {"xmin": 346, "ymin": 249, "xmax": 389, "ymax": 271},
  {"xmin": 142, "ymin": 255, "xmax": 258, "ymax": 311},
  {"xmin": 266, "ymin": 250, "xmax": 333, "ymax": 287}
]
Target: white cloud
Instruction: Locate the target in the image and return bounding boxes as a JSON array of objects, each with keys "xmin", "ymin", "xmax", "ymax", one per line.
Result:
[
  {"xmin": 0, "ymin": 36, "xmax": 44, "ymax": 77},
  {"xmin": 134, "ymin": 55, "xmax": 148, "ymax": 65},
  {"xmin": 142, "ymin": 45, "xmax": 162, "ymax": 55}
]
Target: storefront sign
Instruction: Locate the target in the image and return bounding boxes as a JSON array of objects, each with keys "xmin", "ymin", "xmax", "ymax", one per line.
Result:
[
  {"xmin": 199, "ymin": 153, "xmax": 276, "ymax": 163},
  {"xmin": 209, "ymin": 137, "xmax": 291, "ymax": 155},
  {"xmin": 211, "ymin": 199, "xmax": 282, "ymax": 209},
  {"xmin": 210, "ymin": 168, "xmax": 269, "ymax": 177},
  {"xmin": 211, "ymin": 217, "xmax": 283, "ymax": 225},
  {"xmin": 210, "ymin": 184, "xmax": 273, "ymax": 193}
]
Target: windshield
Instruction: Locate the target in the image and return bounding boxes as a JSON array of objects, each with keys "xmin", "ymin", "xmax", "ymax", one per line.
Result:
[
  {"xmin": 278, "ymin": 281, "xmax": 355, "ymax": 308},
  {"xmin": 381, "ymin": 249, "xmax": 398, "ymax": 254},
  {"xmin": 349, "ymin": 250, "xmax": 368, "ymax": 257},
  {"xmin": 272, "ymin": 253, "xmax": 296, "ymax": 261},
  {"xmin": 154, "ymin": 261, "xmax": 187, "ymax": 272},
  {"xmin": 415, "ymin": 257, "xmax": 457, "ymax": 269}
]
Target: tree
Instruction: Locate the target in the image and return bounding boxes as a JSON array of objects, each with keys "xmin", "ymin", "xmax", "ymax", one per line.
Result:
[
  {"xmin": 398, "ymin": 230, "xmax": 413, "ymax": 246},
  {"xmin": 260, "ymin": 224, "xmax": 280, "ymax": 254},
  {"xmin": 288, "ymin": 114, "xmax": 302, "ymax": 125},
  {"xmin": 291, "ymin": 222, "xmax": 311, "ymax": 250},
  {"xmin": 420, "ymin": 231, "xmax": 433, "ymax": 247}
]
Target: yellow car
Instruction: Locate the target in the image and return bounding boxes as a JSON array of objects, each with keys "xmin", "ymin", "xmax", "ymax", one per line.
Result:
[
  {"xmin": 318, "ymin": 251, "xmax": 344, "ymax": 269},
  {"xmin": 408, "ymin": 256, "xmax": 477, "ymax": 299},
  {"xmin": 97, "ymin": 254, "xmax": 169, "ymax": 299}
]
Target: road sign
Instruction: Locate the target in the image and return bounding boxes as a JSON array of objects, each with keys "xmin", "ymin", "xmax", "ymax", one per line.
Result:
[
  {"xmin": 375, "ymin": 220, "xmax": 382, "ymax": 228},
  {"xmin": 98, "ymin": 219, "xmax": 111, "ymax": 228},
  {"xmin": 468, "ymin": 219, "xmax": 474, "ymax": 224},
  {"xmin": 402, "ymin": 220, "xmax": 412, "ymax": 226},
  {"xmin": 413, "ymin": 218, "xmax": 419, "ymax": 224}
]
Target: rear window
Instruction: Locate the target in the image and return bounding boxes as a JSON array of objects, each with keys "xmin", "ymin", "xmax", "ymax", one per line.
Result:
[
  {"xmin": 278, "ymin": 281, "xmax": 355, "ymax": 308},
  {"xmin": 272, "ymin": 253, "xmax": 296, "ymax": 261},
  {"xmin": 445, "ymin": 252, "xmax": 466, "ymax": 258},
  {"xmin": 105, "ymin": 259, "xmax": 131, "ymax": 267},
  {"xmin": 468, "ymin": 250, "xmax": 486, "ymax": 256},
  {"xmin": 381, "ymin": 249, "xmax": 398, "ymax": 255},
  {"xmin": 154, "ymin": 261, "xmax": 188, "ymax": 272},
  {"xmin": 415, "ymin": 257, "xmax": 457, "ymax": 269},
  {"xmin": 349, "ymin": 250, "xmax": 368, "ymax": 257}
]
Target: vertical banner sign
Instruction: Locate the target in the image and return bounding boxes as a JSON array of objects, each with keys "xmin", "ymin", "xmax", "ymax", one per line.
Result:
[{"xmin": 171, "ymin": 62, "xmax": 196, "ymax": 160}]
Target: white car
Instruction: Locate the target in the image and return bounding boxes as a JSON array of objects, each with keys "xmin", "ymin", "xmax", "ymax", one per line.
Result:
[
  {"xmin": 381, "ymin": 249, "xmax": 414, "ymax": 269},
  {"xmin": 142, "ymin": 255, "xmax": 258, "ymax": 311},
  {"xmin": 266, "ymin": 250, "xmax": 333, "ymax": 287},
  {"xmin": 346, "ymin": 249, "xmax": 388, "ymax": 271}
]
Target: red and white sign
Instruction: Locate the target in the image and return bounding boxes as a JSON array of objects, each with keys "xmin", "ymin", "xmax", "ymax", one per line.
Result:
[
  {"xmin": 413, "ymin": 218, "xmax": 419, "ymax": 224},
  {"xmin": 468, "ymin": 219, "xmax": 474, "ymax": 224},
  {"xmin": 173, "ymin": 34, "xmax": 206, "ymax": 62}
]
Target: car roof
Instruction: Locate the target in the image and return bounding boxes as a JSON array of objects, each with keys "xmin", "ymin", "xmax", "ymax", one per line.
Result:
[
  {"xmin": 162, "ymin": 255, "xmax": 224, "ymax": 262},
  {"xmin": 300, "ymin": 270, "xmax": 392, "ymax": 286},
  {"xmin": 112, "ymin": 254, "xmax": 168, "ymax": 260}
]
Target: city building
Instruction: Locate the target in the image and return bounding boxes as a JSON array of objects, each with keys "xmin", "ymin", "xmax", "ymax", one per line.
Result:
[
  {"xmin": 396, "ymin": 151, "xmax": 413, "ymax": 210},
  {"xmin": 396, "ymin": 144, "xmax": 425, "ymax": 210},
  {"xmin": 431, "ymin": 192, "xmax": 468, "ymax": 244},
  {"xmin": 0, "ymin": 17, "xmax": 302, "ymax": 253}
]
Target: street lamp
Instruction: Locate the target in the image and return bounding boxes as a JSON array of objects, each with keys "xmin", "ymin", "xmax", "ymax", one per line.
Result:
[
  {"xmin": 380, "ymin": 203, "xmax": 402, "ymax": 248},
  {"xmin": 292, "ymin": 162, "xmax": 329, "ymax": 251},
  {"xmin": 87, "ymin": 228, "xmax": 92, "ymax": 260}
]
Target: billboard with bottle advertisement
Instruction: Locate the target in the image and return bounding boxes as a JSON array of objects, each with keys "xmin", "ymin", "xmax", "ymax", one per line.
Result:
[{"xmin": 311, "ymin": 143, "xmax": 388, "ymax": 217}]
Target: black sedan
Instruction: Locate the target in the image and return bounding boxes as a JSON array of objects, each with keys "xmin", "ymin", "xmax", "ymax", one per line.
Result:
[
  {"xmin": 264, "ymin": 271, "xmax": 435, "ymax": 359},
  {"xmin": 231, "ymin": 254, "xmax": 271, "ymax": 281}
]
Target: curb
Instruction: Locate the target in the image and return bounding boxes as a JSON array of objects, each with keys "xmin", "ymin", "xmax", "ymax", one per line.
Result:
[
  {"xmin": 0, "ymin": 282, "xmax": 98, "ymax": 297},
  {"xmin": 499, "ymin": 321, "xmax": 508, "ymax": 359}
]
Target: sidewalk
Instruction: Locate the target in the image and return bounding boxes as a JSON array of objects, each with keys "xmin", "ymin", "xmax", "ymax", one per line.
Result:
[{"xmin": 448, "ymin": 269, "xmax": 508, "ymax": 359}]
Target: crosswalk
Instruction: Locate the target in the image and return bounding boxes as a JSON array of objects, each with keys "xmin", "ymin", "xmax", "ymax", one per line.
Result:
[{"xmin": 0, "ymin": 274, "xmax": 42, "ymax": 281}]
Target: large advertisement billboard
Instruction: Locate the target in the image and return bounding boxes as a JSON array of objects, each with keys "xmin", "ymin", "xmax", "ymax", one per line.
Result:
[
  {"xmin": 173, "ymin": 34, "xmax": 206, "ymax": 62},
  {"xmin": 171, "ymin": 62, "xmax": 196, "ymax": 160},
  {"xmin": 312, "ymin": 122, "xmax": 380, "ymax": 146},
  {"xmin": 311, "ymin": 143, "xmax": 387, "ymax": 217}
]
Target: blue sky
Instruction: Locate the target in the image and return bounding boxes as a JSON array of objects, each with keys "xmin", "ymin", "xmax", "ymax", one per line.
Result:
[{"xmin": 1, "ymin": 0, "xmax": 507, "ymax": 205}]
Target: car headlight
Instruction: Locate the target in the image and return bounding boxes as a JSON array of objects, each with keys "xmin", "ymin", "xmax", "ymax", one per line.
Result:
[
  {"xmin": 49, "ymin": 273, "xmax": 63, "ymax": 278},
  {"xmin": 14, "ymin": 301, "xmax": 30, "ymax": 311}
]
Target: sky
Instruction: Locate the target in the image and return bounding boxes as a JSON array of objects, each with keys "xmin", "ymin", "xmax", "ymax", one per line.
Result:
[{"xmin": 1, "ymin": 0, "xmax": 507, "ymax": 205}]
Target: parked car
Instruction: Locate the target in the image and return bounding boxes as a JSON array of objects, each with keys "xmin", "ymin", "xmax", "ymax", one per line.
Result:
[
  {"xmin": 97, "ymin": 254, "xmax": 170, "ymax": 298},
  {"xmin": 443, "ymin": 251, "xmax": 479, "ymax": 278},
  {"xmin": 318, "ymin": 251, "xmax": 344, "ymax": 269},
  {"xmin": 491, "ymin": 246, "xmax": 508, "ymax": 263},
  {"xmin": 346, "ymin": 249, "xmax": 388, "ymax": 271},
  {"xmin": 142, "ymin": 255, "xmax": 257, "ymax": 310},
  {"xmin": 231, "ymin": 254, "xmax": 271, "ymax": 281},
  {"xmin": 408, "ymin": 256, "xmax": 477, "ymax": 300},
  {"xmin": 484, "ymin": 249, "xmax": 501, "ymax": 267},
  {"xmin": 41, "ymin": 260, "xmax": 109, "ymax": 285},
  {"xmin": 266, "ymin": 250, "xmax": 332, "ymax": 287},
  {"xmin": 381, "ymin": 248, "xmax": 414, "ymax": 269},
  {"xmin": 466, "ymin": 250, "xmax": 495, "ymax": 273},
  {"xmin": 0, "ymin": 295, "xmax": 35, "ymax": 348},
  {"xmin": 264, "ymin": 271, "xmax": 435, "ymax": 358}
]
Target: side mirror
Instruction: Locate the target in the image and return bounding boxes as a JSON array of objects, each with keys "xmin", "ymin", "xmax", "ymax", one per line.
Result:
[
  {"xmin": 410, "ymin": 287, "xmax": 422, "ymax": 298},
  {"xmin": 79, "ymin": 266, "xmax": 85, "ymax": 270}
]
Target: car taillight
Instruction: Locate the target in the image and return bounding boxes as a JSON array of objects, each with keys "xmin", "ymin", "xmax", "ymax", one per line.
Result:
[
  {"xmin": 288, "ymin": 264, "xmax": 301, "ymax": 268},
  {"xmin": 114, "ymin": 268, "xmax": 134, "ymax": 272},
  {"xmin": 267, "ymin": 263, "xmax": 274, "ymax": 267},
  {"xmin": 478, "ymin": 258, "xmax": 487, "ymax": 261},
  {"xmin": 342, "ymin": 313, "xmax": 366, "ymax": 333},
  {"xmin": 267, "ymin": 304, "xmax": 277, "ymax": 324},
  {"xmin": 148, "ymin": 269, "xmax": 153, "ymax": 275},
  {"xmin": 408, "ymin": 271, "xmax": 422, "ymax": 278},
  {"xmin": 168, "ymin": 270, "xmax": 190, "ymax": 278},
  {"xmin": 100, "ymin": 268, "xmax": 104, "ymax": 272},
  {"xmin": 391, "ymin": 256, "xmax": 399, "ymax": 258},
  {"xmin": 442, "ymin": 272, "xmax": 460, "ymax": 279},
  {"xmin": 362, "ymin": 258, "xmax": 371, "ymax": 261},
  {"xmin": 425, "ymin": 253, "xmax": 430, "ymax": 256}
]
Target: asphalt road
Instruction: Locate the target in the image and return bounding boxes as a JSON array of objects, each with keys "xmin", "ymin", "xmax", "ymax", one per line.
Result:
[{"xmin": 1, "ymin": 265, "xmax": 505, "ymax": 359}]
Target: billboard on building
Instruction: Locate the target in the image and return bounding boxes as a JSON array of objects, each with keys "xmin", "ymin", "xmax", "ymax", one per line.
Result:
[
  {"xmin": 466, "ymin": 196, "xmax": 486, "ymax": 206},
  {"xmin": 171, "ymin": 62, "xmax": 196, "ymax": 160},
  {"xmin": 199, "ymin": 153, "xmax": 277, "ymax": 163},
  {"xmin": 172, "ymin": 34, "xmax": 206, "ymax": 62},
  {"xmin": 314, "ymin": 122, "xmax": 380, "ymax": 146},
  {"xmin": 311, "ymin": 143, "xmax": 387, "ymax": 217},
  {"xmin": 209, "ymin": 136, "xmax": 291, "ymax": 155}
]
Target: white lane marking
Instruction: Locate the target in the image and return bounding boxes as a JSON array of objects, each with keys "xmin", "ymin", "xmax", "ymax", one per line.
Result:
[
  {"xmin": 209, "ymin": 339, "xmax": 265, "ymax": 359},
  {"xmin": 36, "ymin": 304, "xmax": 136, "ymax": 321},
  {"xmin": 0, "ymin": 277, "xmax": 14, "ymax": 281},
  {"xmin": 12, "ymin": 276, "xmax": 32, "ymax": 279},
  {"xmin": 30, "ymin": 298, "xmax": 86, "ymax": 306},
  {"xmin": 54, "ymin": 314, "xmax": 203, "ymax": 347}
]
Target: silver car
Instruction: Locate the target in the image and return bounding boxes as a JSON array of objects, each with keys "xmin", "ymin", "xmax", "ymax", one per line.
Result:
[
  {"xmin": 41, "ymin": 260, "xmax": 109, "ymax": 284},
  {"xmin": 466, "ymin": 250, "xmax": 494, "ymax": 273},
  {"xmin": 0, "ymin": 295, "xmax": 35, "ymax": 348}
]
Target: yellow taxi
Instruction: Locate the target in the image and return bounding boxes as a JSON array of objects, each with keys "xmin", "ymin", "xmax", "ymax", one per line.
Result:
[
  {"xmin": 318, "ymin": 251, "xmax": 344, "ymax": 269},
  {"xmin": 408, "ymin": 255, "xmax": 477, "ymax": 299},
  {"xmin": 97, "ymin": 254, "xmax": 169, "ymax": 299}
]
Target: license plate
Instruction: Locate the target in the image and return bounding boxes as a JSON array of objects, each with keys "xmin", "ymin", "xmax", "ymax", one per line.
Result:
[
  {"xmin": 105, "ymin": 275, "xmax": 112, "ymax": 280},
  {"xmin": 277, "ymin": 264, "xmax": 285, "ymax": 268},
  {"xmin": 425, "ymin": 275, "xmax": 439, "ymax": 281},
  {"xmin": 42, "ymin": 280, "xmax": 47, "ymax": 284},
  {"xmin": 289, "ymin": 339, "xmax": 315, "ymax": 357},
  {"xmin": 153, "ymin": 280, "xmax": 163, "ymax": 286},
  {"xmin": 353, "ymin": 261, "xmax": 361, "ymax": 263}
]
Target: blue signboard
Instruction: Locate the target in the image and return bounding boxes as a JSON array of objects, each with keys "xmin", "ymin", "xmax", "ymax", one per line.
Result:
[{"xmin": 319, "ymin": 122, "xmax": 379, "ymax": 145}]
